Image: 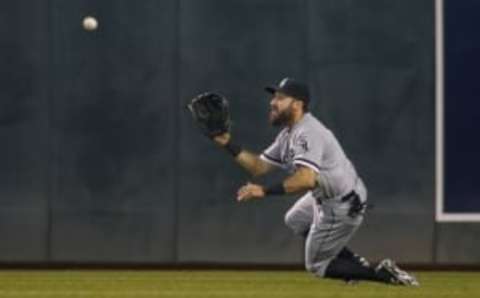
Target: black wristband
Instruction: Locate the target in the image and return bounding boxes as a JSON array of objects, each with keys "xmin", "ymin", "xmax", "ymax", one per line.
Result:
[
  {"xmin": 224, "ymin": 141, "xmax": 242, "ymax": 157},
  {"xmin": 264, "ymin": 182, "xmax": 286, "ymax": 195}
]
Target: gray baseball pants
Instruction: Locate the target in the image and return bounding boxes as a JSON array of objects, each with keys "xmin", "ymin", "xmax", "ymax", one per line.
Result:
[{"xmin": 284, "ymin": 181, "xmax": 367, "ymax": 277}]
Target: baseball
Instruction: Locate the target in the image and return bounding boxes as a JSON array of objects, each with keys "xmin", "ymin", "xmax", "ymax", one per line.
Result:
[{"xmin": 82, "ymin": 16, "xmax": 98, "ymax": 31}]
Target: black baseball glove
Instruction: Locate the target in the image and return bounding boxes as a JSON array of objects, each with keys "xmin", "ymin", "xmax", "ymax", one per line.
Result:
[{"xmin": 186, "ymin": 92, "xmax": 231, "ymax": 138}]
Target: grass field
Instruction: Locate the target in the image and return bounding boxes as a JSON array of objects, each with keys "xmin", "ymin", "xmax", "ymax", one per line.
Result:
[{"xmin": 0, "ymin": 270, "xmax": 478, "ymax": 297}]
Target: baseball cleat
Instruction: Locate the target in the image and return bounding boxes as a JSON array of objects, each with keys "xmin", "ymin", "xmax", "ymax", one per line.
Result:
[{"xmin": 376, "ymin": 259, "xmax": 419, "ymax": 286}]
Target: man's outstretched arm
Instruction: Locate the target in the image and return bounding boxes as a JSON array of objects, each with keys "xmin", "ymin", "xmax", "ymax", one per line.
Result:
[
  {"xmin": 214, "ymin": 133, "xmax": 274, "ymax": 177},
  {"xmin": 236, "ymin": 166, "xmax": 317, "ymax": 202}
]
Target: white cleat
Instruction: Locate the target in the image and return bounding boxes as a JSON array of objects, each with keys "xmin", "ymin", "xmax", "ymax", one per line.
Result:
[{"xmin": 376, "ymin": 259, "xmax": 419, "ymax": 286}]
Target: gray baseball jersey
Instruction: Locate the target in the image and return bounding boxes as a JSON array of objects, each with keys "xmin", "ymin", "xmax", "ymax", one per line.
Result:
[
  {"xmin": 262, "ymin": 112, "xmax": 367, "ymax": 277},
  {"xmin": 260, "ymin": 112, "xmax": 363, "ymax": 201}
]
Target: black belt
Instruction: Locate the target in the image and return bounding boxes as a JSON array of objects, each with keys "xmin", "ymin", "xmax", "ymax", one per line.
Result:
[
  {"xmin": 316, "ymin": 190, "xmax": 356, "ymax": 205},
  {"xmin": 341, "ymin": 190, "xmax": 357, "ymax": 202},
  {"xmin": 316, "ymin": 190, "xmax": 373, "ymax": 217}
]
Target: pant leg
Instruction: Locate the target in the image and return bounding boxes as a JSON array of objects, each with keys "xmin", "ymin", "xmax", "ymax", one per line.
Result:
[
  {"xmin": 284, "ymin": 191, "xmax": 321, "ymax": 236},
  {"xmin": 305, "ymin": 200, "xmax": 363, "ymax": 277}
]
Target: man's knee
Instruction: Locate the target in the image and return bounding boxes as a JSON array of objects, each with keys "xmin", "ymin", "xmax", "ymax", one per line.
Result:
[
  {"xmin": 305, "ymin": 258, "xmax": 332, "ymax": 278},
  {"xmin": 284, "ymin": 210, "xmax": 308, "ymax": 235},
  {"xmin": 284, "ymin": 209, "xmax": 296, "ymax": 228}
]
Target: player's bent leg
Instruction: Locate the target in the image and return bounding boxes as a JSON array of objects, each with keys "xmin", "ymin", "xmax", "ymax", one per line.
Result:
[
  {"xmin": 304, "ymin": 201, "xmax": 385, "ymax": 283},
  {"xmin": 306, "ymin": 223, "xmax": 416, "ymax": 285},
  {"xmin": 305, "ymin": 217, "xmax": 403, "ymax": 285},
  {"xmin": 284, "ymin": 192, "xmax": 317, "ymax": 236},
  {"xmin": 304, "ymin": 212, "xmax": 360, "ymax": 278}
]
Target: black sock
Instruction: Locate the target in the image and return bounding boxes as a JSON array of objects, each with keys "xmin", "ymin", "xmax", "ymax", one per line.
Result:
[
  {"xmin": 337, "ymin": 247, "xmax": 370, "ymax": 267},
  {"xmin": 337, "ymin": 247, "xmax": 356, "ymax": 260},
  {"xmin": 324, "ymin": 256, "xmax": 391, "ymax": 283}
]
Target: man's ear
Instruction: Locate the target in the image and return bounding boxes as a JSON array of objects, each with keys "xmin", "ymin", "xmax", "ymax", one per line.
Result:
[{"xmin": 293, "ymin": 99, "xmax": 304, "ymax": 111}]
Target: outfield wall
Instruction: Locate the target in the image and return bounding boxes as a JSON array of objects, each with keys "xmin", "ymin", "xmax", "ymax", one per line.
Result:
[{"xmin": 0, "ymin": 0, "xmax": 475, "ymax": 265}]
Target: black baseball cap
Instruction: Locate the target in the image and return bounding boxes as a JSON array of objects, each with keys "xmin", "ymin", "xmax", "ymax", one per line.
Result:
[{"xmin": 265, "ymin": 77, "xmax": 310, "ymax": 104}]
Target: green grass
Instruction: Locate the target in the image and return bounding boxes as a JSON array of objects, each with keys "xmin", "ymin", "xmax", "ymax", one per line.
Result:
[{"xmin": 0, "ymin": 270, "xmax": 477, "ymax": 297}]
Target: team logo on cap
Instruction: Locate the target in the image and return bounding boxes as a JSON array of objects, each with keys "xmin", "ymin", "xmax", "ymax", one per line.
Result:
[{"xmin": 279, "ymin": 78, "xmax": 290, "ymax": 88}]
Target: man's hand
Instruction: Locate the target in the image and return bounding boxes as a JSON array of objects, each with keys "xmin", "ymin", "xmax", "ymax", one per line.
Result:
[
  {"xmin": 237, "ymin": 182, "xmax": 265, "ymax": 202},
  {"xmin": 213, "ymin": 132, "xmax": 231, "ymax": 146}
]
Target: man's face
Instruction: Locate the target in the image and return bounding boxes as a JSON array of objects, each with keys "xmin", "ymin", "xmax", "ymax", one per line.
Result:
[{"xmin": 269, "ymin": 92, "xmax": 295, "ymax": 126}]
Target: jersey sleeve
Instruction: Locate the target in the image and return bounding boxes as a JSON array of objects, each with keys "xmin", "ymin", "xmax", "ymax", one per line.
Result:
[
  {"xmin": 291, "ymin": 132, "xmax": 323, "ymax": 173},
  {"xmin": 260, "ymin": 137, "xmax": 283, "ymax": 168}
]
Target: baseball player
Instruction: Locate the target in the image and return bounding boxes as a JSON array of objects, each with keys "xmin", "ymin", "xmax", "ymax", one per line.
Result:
[{"xmin": 188, "ymin": 78, "xmax": 418, "ymax": 285}]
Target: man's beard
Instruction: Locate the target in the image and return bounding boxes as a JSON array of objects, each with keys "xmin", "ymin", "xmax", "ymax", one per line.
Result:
[{"xmin": 270, "ymin": 105, "xmax": 293, "ymax": 127}]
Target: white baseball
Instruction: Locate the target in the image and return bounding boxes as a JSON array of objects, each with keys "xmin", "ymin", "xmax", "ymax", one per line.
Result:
[{"xmin": 83, "ymin": 16, "xmax": 98, "ymax": 31}]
